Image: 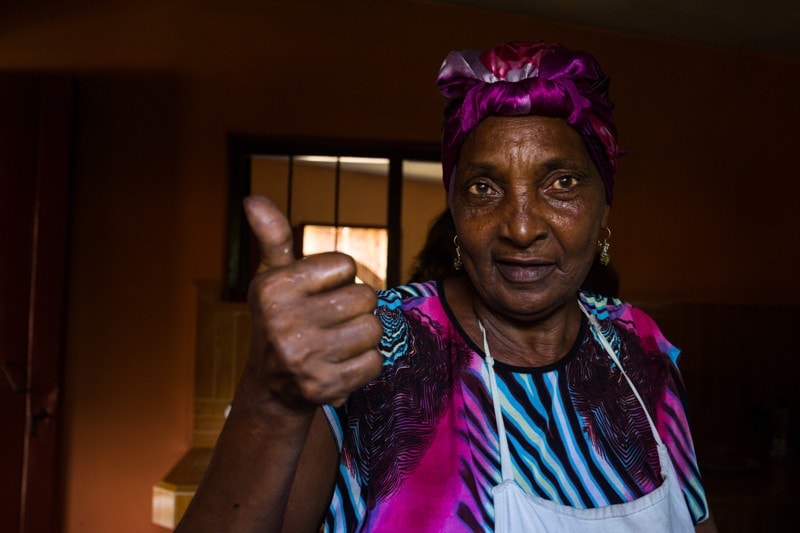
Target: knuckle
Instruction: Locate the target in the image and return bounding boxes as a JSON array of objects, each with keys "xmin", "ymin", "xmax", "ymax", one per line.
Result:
[
  {"xmin": 300, "ymin": 379, "xmax": 326, "ymax": 402},
  {"xmin": 270, "ymin": 332, "xmax": 310, "ymax": 368},
  {"xmin": 355, "ymin": 282, "xmax": 378, "ymax": 300},
  {"xmin": 304, "ymin": 251, "xmax": 352, "ymax": 270},
  {"xmin": 248, "ymin": 269, "xmax": 288, "ymax": 307},
  {"xmin": 328, "ymin": 251, "xmax": 358, "ymax": 278},
  {"xmin": 337, "ymin": 251, "xmax": 358, "ymax": 271}
]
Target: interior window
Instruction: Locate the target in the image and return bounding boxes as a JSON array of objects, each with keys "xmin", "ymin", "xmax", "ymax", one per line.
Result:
[{"xmin": 224, "ymin": 139, "xmax": 444, "ymax": 300}]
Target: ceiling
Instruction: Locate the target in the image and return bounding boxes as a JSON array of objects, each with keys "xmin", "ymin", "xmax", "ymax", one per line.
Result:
[{"xmin": 438, "ymin": 0, "xmax": 800, "ymax": 58}]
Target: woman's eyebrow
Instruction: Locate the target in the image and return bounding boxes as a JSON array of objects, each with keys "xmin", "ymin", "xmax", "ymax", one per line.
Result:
[
  {"xmin": 459, "ymin": 162, "xmax": 498, "ymax": 175},
  {"xmin": 541, "ymin": 156, "xmax": 589, "ymax": 173}
]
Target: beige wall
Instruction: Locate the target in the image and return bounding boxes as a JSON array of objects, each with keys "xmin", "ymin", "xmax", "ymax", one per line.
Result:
[{"xmin": 1, "ymin": 0, "xmax": 798, "ymax": 530}]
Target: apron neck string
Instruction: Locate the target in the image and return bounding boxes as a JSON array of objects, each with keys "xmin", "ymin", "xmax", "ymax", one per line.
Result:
[
  {"xmin": 578, "ymin": 302, "xmax": 663, "ymax": 447},
  {"xmin": 478, "ymin": 320, "xmax": 515, "ymax": 481}
]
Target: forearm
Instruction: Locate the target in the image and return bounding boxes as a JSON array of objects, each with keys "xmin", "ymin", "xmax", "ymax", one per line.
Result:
[{"xmin": 177, "ymin": 369, "xmax": 316, "ymax": 532}]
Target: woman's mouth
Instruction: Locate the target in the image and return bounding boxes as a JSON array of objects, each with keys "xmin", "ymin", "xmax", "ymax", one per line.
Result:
[{"xmin": 495, "ymin": 260, "xmax": 555, "ymax": 283}]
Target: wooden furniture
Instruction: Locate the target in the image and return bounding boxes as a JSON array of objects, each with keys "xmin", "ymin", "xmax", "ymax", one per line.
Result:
[{"xmin": 152, "ymin": 284, "xmax": 250, "ymax": 528}]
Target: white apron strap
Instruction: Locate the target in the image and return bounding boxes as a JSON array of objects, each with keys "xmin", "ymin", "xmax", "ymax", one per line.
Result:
[
  {"xmin": 478, "ymin": 320, "xmax": 515, "ymax": 482},
  {"xmin": 578, "ymin": 303, "xmax": 664, "ymax": 447}
]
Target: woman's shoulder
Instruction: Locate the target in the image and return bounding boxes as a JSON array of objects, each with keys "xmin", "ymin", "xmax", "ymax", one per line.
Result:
[
  {"xmin": 579, "ymin": 290, "xmax": 627, "ymax": 319},
  {"xmin": 377, "ymin": 280, "xmax": 441, "ymax": 309},
  {"xmin": 579, "ymin": 290, "xmax": 680, "ymax": 364},
  {"xmin": 374, "ymin": 280, "xmax": 457, "ymax": 365},
  {"xmin": 579, "ymin": 290, "xmax": 656, "ymax": 325}
]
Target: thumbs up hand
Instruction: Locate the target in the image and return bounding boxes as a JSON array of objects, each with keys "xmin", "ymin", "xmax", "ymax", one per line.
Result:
[{"xmin": 242, "ymin": 195, "xmax": 384, "ymax": 412}]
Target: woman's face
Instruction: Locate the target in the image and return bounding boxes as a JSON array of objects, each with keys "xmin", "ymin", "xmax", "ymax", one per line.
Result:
[{"xmin": 451, "ymin": 115, "xmax": 610, "ymax": 321}]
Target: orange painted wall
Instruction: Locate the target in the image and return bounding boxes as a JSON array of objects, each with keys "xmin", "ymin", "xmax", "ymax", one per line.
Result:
[{"xmin": 1, "ymin": 0, "xmax": 798, "ymax": 531}]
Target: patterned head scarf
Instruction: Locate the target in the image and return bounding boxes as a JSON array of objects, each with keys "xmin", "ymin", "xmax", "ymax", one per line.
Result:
[{"xmin": 437, "ymin": 40, "xmax": 621, "ymax": 204}]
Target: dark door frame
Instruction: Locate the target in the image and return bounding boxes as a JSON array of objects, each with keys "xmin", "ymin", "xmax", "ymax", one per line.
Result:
[{"xmin": 0, "ymin": 74, "xmax": 73, "ymax": 533}]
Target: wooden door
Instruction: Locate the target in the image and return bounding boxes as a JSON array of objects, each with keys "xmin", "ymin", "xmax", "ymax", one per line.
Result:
[{"xmin": 0, "ymin": 75, "xmax": 73, "ymax": 532}]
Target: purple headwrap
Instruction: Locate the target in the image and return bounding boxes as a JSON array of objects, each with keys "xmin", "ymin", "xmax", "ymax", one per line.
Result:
[{"xmin": 437, "ymin": 40, "xmax": 621, "ymax": 204}]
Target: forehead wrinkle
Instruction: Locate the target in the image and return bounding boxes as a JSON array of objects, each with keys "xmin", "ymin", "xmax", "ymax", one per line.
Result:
[
  {"xmin": 510, "ymin": 130, "xmax": 599, "ymax": 178},
  {"xmin": 462, "ymin": 129, "xmax": 533, "ymax": 170},
  {"xmin": 460, "ymin": 116, "xmax": 598, "ymax": 180},
  {"xmin": 464, "ymin": 145, "xmax": 591, "ymax": 178}
]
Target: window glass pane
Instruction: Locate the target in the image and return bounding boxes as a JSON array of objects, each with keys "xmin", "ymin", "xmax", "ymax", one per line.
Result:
[
  {"xmin": 292, "ymin": 155, "xmax": 337, "ymax": 226},
  {"xmin": 338, "ymin": 158, "xmax": 389, "ymax": 227},
  {"xmin": 302, "ymin": 224, "xmax": 388, "ymax": 290}
]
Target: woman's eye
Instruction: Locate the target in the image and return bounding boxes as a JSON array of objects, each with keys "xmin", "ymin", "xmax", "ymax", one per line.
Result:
[
  {"xmin": 467, "ymin": 181, "xmax": 493, "ymax": 195},
  {"xmin": 552, "ymin": 175, "xmax": 579, "ymax": 190}
]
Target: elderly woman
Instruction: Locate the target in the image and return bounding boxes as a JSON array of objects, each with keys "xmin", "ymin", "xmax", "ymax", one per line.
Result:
[{"xmin": 179, "ymin": 41, "xmax": 714, "ymax": 531}]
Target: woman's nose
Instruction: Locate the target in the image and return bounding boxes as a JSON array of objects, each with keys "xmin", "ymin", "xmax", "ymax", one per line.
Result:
[{"xmin": 500, "ymin": 194, "xmax": 547, "ymax": 247}]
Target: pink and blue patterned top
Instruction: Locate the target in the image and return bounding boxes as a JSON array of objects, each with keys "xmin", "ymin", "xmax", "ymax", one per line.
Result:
[{"xmin": 322, "ymin": 281, "xmax": 709, "ymax": 531}]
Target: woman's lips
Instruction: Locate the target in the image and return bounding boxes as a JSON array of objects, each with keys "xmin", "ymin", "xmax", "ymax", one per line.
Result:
[{"xmin": 495, "ymin": 260, "xmax": 555, "ymax": 283}]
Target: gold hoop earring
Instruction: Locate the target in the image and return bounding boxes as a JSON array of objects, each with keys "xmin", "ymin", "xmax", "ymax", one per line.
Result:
[
  {"xmin": 597, "ymin": 227, "xmax": 611, "ymax": 266},
  {"xmin": 453, "ymin": 235, "xmax": 463, "ymax": 271}
]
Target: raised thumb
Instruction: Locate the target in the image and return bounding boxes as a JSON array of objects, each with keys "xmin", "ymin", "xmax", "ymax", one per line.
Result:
[{"xmin": 243, "ymin": 195, "xmax": 296, "ymax": 271}]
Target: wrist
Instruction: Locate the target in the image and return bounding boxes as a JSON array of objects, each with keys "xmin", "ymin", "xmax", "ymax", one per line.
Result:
[{"xmin": 227, "ymin": 363, "xmax": 317, "ymax": 433}]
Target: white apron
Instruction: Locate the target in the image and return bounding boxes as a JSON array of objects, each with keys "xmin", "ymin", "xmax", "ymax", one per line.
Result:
[{"xmin": 479, "ymin": 304, "xmax": 695, "ymax": 532}]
